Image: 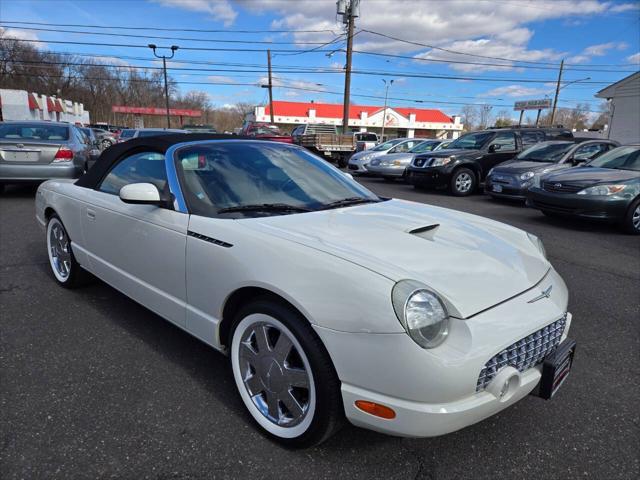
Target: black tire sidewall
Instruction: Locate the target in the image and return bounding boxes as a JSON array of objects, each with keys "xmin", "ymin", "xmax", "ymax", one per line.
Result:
[
  {"xmin": 230, "ymin": 298, "xmax": 343, "ymax": 448},
  {"xmin": 450, "ymin": 168, "xmax": 476, "ymax": 196}
]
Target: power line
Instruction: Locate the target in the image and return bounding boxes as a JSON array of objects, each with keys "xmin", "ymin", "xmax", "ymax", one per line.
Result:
[
  {"xmin": 4, "ymin": 57, "xmax": 616, "ymax": 84},
  {"xmin": 0, "ymin": 20, "xmax": 340, "ymax": 34},
  {"xmin": 0, "ymin": 25, "xmax": 339, "ymax": 46}
]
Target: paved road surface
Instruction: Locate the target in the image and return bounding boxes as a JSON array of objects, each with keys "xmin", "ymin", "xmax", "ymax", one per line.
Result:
[{"xmin": 1, "ymin": 179, "xmax": 638, "ymax": 479}]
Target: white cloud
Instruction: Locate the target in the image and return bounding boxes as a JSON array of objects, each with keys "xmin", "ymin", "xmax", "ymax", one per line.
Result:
[
  {"xmin": 208, "ymin": 75, "xmax": 237, "ymax": 84},
  {"xmin": 583, "ymin": 41, "xmax": 627, "ymax": 56},
  {"xmin": 479, "ymin": 85, "xmax": 551, "ymax": 98},
  {"xmin": 0, "ymin": 27, "xmax": 45, "ymax": 48},
  {"xmin": 153, "ymin": 0, "xmax": 237, "ymax": 26},
  {"xmin": 609, "ymin": 3, "xmax": 639, "ymax": 13},
  {"xmin": 627, "ymin": 52, "xmax": 640, "ymax": 64}
]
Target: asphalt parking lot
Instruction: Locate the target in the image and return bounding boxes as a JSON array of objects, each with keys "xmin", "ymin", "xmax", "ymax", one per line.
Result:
[{"xmin": 1, "ymin": 179, "xmax": 639, "ymax": 480}]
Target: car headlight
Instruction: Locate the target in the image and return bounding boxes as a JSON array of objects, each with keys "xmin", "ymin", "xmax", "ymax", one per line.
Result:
[
  {"xmin": 526, "ymin": 232, "xmax": 547, "ymax": 259},
  {"xmin": 520, "ymin": 171, "xmax": 534, "ymax": 181},
  {"xmin": 391, "ymin": 280, "xmax": 449, "ymax": 349},
  {"xmin": 430, "ymin": 157, "xmax": 452, "ymax": 167},
  {"xmin": 576, "ymin": 184, "xmax": 627, "ymax": 196}
]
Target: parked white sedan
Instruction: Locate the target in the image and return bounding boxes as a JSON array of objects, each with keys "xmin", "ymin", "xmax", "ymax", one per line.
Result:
[{"xmin": 36, "ymin": 135, "xmax": 576, "ymax": 447}]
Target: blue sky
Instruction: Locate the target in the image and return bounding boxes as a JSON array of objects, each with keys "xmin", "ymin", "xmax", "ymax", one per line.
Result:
[{"xmin": 2, "ymin": 0, "xmax": 639, "ymax": 120}]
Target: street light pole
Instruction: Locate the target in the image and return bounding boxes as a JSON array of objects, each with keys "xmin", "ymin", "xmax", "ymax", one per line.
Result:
[
  {"xmin": 380, "ymin": 79, "xmax": 393, "ymax": 141},
  {"xmin": 149, "ymin": 44, "xmax": 179, "ymax": 129},
  {"xmin": 549, "ymin": 59, "xmax": 564, "ymax": 127}
]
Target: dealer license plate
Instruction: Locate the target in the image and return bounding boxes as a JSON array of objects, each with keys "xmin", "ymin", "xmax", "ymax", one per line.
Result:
[{"xmin": 535, "ymin": 339, "xmax": 576, "ymax": 399}]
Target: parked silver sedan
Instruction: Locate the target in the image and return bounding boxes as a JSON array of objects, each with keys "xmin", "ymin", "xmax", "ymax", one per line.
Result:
[
  {"xmin": 347, "ymin": 138, "xmax": 423, "ymax": 174},
  {"xmin": 367, "ymin": 139, "xmax": 451, "ymax": 181},
  {"xmin": 0, "ymin": 121, "xmax": 91, "ymax": 192}
]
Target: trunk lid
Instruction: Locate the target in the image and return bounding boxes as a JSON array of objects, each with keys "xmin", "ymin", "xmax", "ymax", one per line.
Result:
[{"xmin": 0, "ymin": 140, "xmax": 66, "ymax": 165}]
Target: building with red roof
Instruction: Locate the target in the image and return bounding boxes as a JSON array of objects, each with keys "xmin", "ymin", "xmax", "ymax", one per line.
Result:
[{"xmin": 250, "ymin": 100, "xmax": 463, "ymax": 139}]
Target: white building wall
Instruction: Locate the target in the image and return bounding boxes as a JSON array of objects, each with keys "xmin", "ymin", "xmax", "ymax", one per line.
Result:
[
  {"xmin": 0, "ymin": 89, "xmax": 90, "ymax": 124},
  {"xmin": 609, "ymin": 83, "xmax": 640, "ymax": 144}
]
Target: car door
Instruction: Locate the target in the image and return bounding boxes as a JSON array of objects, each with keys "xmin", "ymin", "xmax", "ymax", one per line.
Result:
[
  {"xmin": 80, "ymin": 150, "xmax": 188, "ymax": 327},
  {"xmin": 388, "ymin": 140, "xmax": 421, "ymax": 154},
  {"xmin": 483, "ymin": 131, "xmax": 518, "ymax": 174}
]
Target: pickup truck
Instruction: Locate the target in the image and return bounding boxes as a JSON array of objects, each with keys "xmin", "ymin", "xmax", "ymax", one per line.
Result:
[
  {"xmin": 354, "ymin": 132, "xmax": 379, "ymax": 152},
  {"xmin": 291, "ymin": 124, "xmax": 355, "ymax": 167}
]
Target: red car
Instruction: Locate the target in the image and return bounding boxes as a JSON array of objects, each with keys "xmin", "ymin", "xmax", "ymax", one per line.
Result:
[{"xmin": 240, "ymin": 122, "xmax": 293, "ymax": 143}]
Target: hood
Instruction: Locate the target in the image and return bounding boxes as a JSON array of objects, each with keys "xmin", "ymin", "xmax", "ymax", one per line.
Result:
[
  {"xmin": 545, "ymin": 166, "xmax": 640, "ymax": 186},
  {"xmin": 238, "ymin": 199, "xmax": 549, "ymax": 319},
  {"xmin": 351, "ymin": 150, "xmax": 387, "ymax": 161},
  {"xmin": 422, "ymin": 148, "xmax": 481, "ymax": 159},
  {"xmin": 493, "ymin": 160, "xmax": 554, "ymax": 174},
  {"xmin": 372, "ymin": 152, "xmax": 415, "ymax": 165}
]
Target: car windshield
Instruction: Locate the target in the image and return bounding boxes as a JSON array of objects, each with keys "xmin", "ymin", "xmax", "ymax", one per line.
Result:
[
  {"xmin": 175, "ymin": 142, "xmax": 381, "ymax": 218},
  {"xmin": 355, "ymin": 133, "xmax": 378, "ymax": 141},
  {"xmin": 586, "ymin": 146, "xmax": 640, "ymax": 171},
  {"xmin": 516, "ymin": 142, "xmax": 574, "ymax": 162},
  {"xmin": 0, "ymin": 123, "xmax": 69, "ymax": 141},
  {"xmin": 447, "ymin": 131, "xmax": 494, "ymax": 150},
  {"xmin": 137, "ymin": 130, "xmax": 171, "ymax": 138},
  {"xmin": 371, "ymin": 139, "xmax": 403, "ymax": 151},
  {"xmin": 119, "ymin": 129, "xmax": 135, "ymax": 138},
  {"xmin": 410, "ymin": 141, "xmax": 438, "ymax": 153},
  {"xmin": 252, "ymin": 124, "xmax": 283, "ymax": 135}
]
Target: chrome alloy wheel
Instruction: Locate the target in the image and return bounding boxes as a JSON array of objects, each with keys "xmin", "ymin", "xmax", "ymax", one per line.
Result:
[
  {"xmin": 231, "ymin": 314, "xmax": 315, "ymax": 438},
  {"xmin": 455, "ymin": 172, "xmax": 473, "ymax": 193},
  {"xmin": 47, "ymin": 218, "xmax": 71, "ymax": 282},
  {"xmin": 633, "ymin": 204, "xmax": 640, "ymax": 231}
]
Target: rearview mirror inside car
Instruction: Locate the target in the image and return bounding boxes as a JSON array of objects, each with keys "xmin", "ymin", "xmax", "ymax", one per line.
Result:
[{"xmin": 119, "ymin": 183, "xmax": 163, "ymax": 205}]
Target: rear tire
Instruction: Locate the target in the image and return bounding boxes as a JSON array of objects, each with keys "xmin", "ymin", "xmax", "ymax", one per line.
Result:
[
  {"xmin": 621, "ymin": 198, "xmax": 640, "ymax": 235},
  {"xmin": 46, "ymin": 215, "xmax": 88, "ymax": 288},
  {"xmin": 337, "ymin": 156, "xmax": 348, "ymax": 168},
  {"xmin": 450, "ymin": 168, "xmax": 476, "ymax": 196},
  {"xmin": 230, "ymin": 298, "xmax": 343, "ymax": 448}
]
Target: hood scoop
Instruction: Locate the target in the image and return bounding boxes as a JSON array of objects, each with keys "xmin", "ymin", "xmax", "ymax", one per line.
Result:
[{"xmin": 407, "ymin": 224, "xmax": 440, "ymax": 241}]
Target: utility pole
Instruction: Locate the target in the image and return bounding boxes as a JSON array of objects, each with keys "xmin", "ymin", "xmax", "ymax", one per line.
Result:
[
  {"xmin": 267, "ymin": 49, "xmax": 275, "ymax": 124},
  {"xmin": 550, "ymin": 59, "xmax": 564, "ymax": 127},
  {"xmin": 337, "ymin": 0, "xmax": 359, "ymax": 135},
  {"xmin": 149, "ymin": 44, "xmax": 179, "ymax": 128},
  {"xmin": 380, "ymin": 79, "xmax": 394, "ymax": 141}
]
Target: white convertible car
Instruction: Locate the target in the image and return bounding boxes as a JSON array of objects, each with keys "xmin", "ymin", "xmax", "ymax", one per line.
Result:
[{"xmin": 36, "ymin": 134, "xmax": 576, "ymax": 447}]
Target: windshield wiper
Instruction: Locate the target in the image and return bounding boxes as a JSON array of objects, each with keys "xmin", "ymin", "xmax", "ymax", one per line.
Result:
[
  {"xmin": 319, "ymin": 197, "xmax": 380, "ymax": 210},
  {"xmin": 218, "ymin": 203, "xmax": 313, "ymax": 214}
]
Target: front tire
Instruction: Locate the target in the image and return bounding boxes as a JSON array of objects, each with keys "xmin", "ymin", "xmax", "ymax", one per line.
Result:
[
  {"xmin": 230, "ymin": 299, "xmax": 343, "ymax": 447},
  {"xmin": 450, "ymin": 168, "xmax": 476, "ymax": 196},
  {"xmin": 46, "ymin": 215, "xmax": 86, "ymax": 288},
  {"xmin": 622, "ymin": 198, "xmax": 640, "ymax": 235}
]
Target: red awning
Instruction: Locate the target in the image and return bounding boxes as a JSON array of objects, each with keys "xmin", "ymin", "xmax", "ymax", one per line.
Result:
[
  {"xmin": 57, "ymin": 99, "xmax": 65, "ymax": 113},
  {"xmin": 28, "ymin": 93, "xmax": 40, "ymax": 110}
]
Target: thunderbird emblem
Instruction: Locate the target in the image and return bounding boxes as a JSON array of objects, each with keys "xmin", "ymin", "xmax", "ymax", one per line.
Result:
[{"xmin": 528, "ymin": 285, "xmax": 553, "ymax": 303}]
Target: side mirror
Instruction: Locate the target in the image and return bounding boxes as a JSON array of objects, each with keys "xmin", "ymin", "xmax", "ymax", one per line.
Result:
[
  {"xmin": 119, "ymin": 183, "xmax": 162, "ymax": 205},
  {"xmin": 488, "ymin": 144, "xmax": 501, "ymax": 153}
]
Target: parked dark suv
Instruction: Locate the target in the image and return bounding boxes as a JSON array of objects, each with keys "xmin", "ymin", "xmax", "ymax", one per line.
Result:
[{"xmin": 405, "ymin": 127, "xmax": 573, "ymax": 196}]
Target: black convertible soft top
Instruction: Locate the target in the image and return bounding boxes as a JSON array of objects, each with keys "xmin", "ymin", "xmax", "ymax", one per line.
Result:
[{"xmin": 75, "ymin": 133, "xmax": 246, "ymax": 189}]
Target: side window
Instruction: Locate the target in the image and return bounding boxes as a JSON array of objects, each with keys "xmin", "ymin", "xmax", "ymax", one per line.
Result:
[
  {"xmin": 99, "ymin": 151, "xmax": 167, "ymax": 196},
  {"xmin": 491, "ymin": 132, "xmax": 517, "ymax": 151},
  {"xmin": 521, "ymin": 131, "xmax": 544, "ymax": 146},
  {"xmin": 573, "ymin": 143, "xmax": 610, "ymax": 160}
]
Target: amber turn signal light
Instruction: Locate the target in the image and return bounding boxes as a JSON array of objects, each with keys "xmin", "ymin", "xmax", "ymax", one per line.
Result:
[{"xmin": 354, "ymin": 400, "xmax": 396, "ymax": 419}]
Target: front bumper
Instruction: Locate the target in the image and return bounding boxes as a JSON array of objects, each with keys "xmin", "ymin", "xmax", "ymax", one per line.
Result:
[
  {"xmin": 347, "ymin": 158, "xmax": 372, "ymax": 174},
  {"xmin": 0, "ymin": 162, "xmax": 83, "ymax": 182},
  {"xmin": 485, "ymin": 174, "xmax": 529, "ymax": 200},
  {"xmin": 314, "ymin": 268, "xmax": 572, "ymax": 437},
  {"xmin": 366, "ymin": 164, "xmax": 407, "ymax": 177},
  {"xmin": 406, "ymin": 166, "xmax": 451, "ymax": 187},
  {"xmin": 527, "ymin": 187, "xmax": 630, "ymax": 221}
]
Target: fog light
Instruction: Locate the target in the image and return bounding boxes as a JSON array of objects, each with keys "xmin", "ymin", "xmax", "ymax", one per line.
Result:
[
  {"xmin": 355, "ymin": 400, "xmax": 396, "ymax": 419},
  {"xmin": 486, "ymin": 366, "xmax": 521, "ymax": 402}
]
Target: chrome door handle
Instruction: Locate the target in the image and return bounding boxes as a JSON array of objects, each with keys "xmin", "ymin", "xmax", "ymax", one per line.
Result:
[{"xmin": 87, "ymin": 209, "xmax": 96, "ymax": 220}]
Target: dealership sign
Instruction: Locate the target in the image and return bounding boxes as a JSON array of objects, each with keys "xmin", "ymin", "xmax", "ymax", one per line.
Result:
[
  {"xmin": 112, "ymin": 106, "xmax": 202, "ymax": 117},
  {"xmin": 513, "ymin": 99, "xmax": 552, "ymax": 111}
]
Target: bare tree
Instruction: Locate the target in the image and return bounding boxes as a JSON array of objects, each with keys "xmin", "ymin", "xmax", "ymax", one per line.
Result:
[
  {"xmin": 494, "ymin": 109, "xmax": 512, "ymax": 127},
  {"xmin": 460, "ymin": 105, "xmax": 477, "ymax": 131},
  {"xmin": 477, "ymin": 104, "xmax": 493, "ymax": 129}
]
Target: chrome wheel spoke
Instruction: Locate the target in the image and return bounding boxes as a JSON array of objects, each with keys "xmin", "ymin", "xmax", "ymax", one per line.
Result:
[
  {"xmin": 284, "ymin": 366, "xmax": 309, "ymax": 388},
  {"xmin": 254, "ymin": 324, "xmax": 272, "ymax": 353},
  {"xmin": 244, "ymin": 373, "xmax": 263, "ymax": 396},
  {"xmin": 273, "ymin": 333, "xmax": 293, "ymax": 363},
  {"xmin": 281, "ymin": 390, "xmax": 304, "ymax": 418},
  {"xmin": 265, "ymin": 390, "xmax": 280, "ymax": 420}
]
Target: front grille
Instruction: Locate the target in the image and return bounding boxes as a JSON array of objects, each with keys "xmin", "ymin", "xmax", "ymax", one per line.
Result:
[
  {"xmin": 413, "ymin": 156, "xmax": 428, "ymax": 167},
  {"xmin": 491, "ymin": 173, "xmax": 516, "ymax": 185},
  {"xmin": 542, "ymin": 181, "xmax": 583, "ymax": 193},
  {"xmin": 476, "ymin": 315, "xmax": 567, "ymax": 392},
  {"xmin": 348, "ymin": 164, "xmax": 359, "ymax": 170},
  {"xmin": 533, "ymin": 200, "xmax": 577, "ymax": 214}
]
